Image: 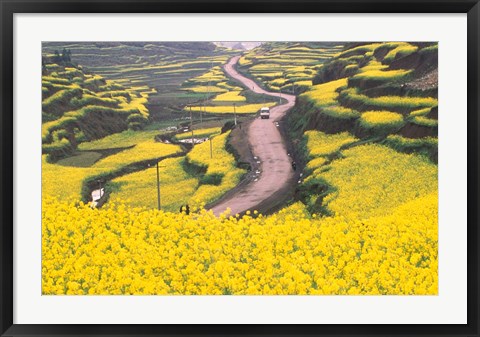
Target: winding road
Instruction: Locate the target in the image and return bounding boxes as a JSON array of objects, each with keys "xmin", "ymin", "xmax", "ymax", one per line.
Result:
[{"xmin": 209, "ymin": 56, "xmax": 296, "ymax": 216}]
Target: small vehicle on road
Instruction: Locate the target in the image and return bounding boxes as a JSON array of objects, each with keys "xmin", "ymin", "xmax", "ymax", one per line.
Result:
[{"xmin": 260, "ymin": 107, "xmax": 270, "ymax": 119}]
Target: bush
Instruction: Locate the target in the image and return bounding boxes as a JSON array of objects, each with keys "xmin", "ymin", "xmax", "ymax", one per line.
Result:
[
  {"xmin": 127, "ymin": 113, "xmax": 148, "ymax": 124},
  {"xmin": 199, "ymin": 173, "xmax": 223, "ymax": 185},
  {"xmin": 382, "ymin": 135, "xmax": 437, "ymax": 162},
  {"xmin": 42, "ymin": 139, "xmax": 74, "ymax": 162}
]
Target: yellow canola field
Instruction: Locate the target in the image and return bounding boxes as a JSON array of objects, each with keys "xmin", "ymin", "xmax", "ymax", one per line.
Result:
[
  {"xmin": 109, "ymin": 157, "xmax": 199, "ymax": 212},
  {"xmin": 43, "ymin": 141, "xmax": 181, "ymax": 201},
  {"xmin": 187, "ymin": 103, "xmax": 275, "ymax": 114},
  {"xmin": 352, "ymin": 69, "xmax": 412, "ymax": 81},
  {"xmin": 302, "ymin": 78, "xmax": 347, "ymax": 107},
  {"xmin": 42, "ymin": 156, "xmax": 101, "ymax": 201},
  {"xmin": 212, "ymin": 91, "xmax": 246, "ymax": 102},
  {"xmin": 183, "ymin": 85, "xmax": 226, "ymax": 94},
  {"xmin": 305, "ymin": 131, "xmax": 357, "ymax": 158},
  {"xmin": 187, "ymin": 132, "xmax": 246, "ymax": 206},
  {"xmin": 174, "ymin": 127, "xmax": 221, "ymax": 140},
  {"xmin": 311, "ymin": 143, "xmax": 438, "ymax": 219},
  {"xmin": 359, "ymin": 111, "xmax": 404, "ymax": 128},
  {"xmin": 42, "ymin": 192, "xmax": 437, "ymax": 295},
  {"xmin": 42, "ymin": 134, "xmax": 438, "ymax": 295},
  {"xmin": 93, "ymin": 141, "xmax": 182, "ymax": 170}
]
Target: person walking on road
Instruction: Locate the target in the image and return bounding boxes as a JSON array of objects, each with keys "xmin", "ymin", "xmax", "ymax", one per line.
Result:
[{"xmin": 292, "ymin": 161, "xmax": 297, "ymax": 171}]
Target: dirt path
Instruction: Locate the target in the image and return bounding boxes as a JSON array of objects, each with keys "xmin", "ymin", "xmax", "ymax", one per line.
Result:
[{"xmin": 209, "ymin": 56, "xmax": 296, "ymax": 216}]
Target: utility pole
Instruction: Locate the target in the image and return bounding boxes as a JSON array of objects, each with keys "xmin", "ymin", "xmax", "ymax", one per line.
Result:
[
  {"xmin": 203, "ymin": 102, "xmax": 206, "ymax": 124},
  {"xmin": 233, "ymin": 103, "xmax": 237, "ymax": 126},
  {"xmin": 204, "ymin": 61, "xmax": 213, "ymax": 124},
  {"xmin": 209, "ymin": 137, "xmax": 213, "ymax": 159},
  {"xmin": 149, "ymin": 162, "xmax": 168, "ymax": 210},
  {"xmin": 156, "ymin": 162, "xmax": 161, "ymax": 210},
  {"xmin": 189, "ymin": 105, "xmax": 194, "ymax": 146}
]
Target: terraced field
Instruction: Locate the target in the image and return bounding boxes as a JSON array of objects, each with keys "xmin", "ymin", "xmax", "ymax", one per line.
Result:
[
  {"xmin": 42, "ymin": 42, "xmax": 239, "ymax": 120},
  {"xmin": 105, "ymin": 130, "xmax": 245, "ymax": 212},
  {"xmin": 288, "ymin": 42, "xmax": 438, "ymax": 159},
  {"xmin": 41, "ymin": 61, "xmax": 155, "ymax": 163},
  {"xmin": 238, "ymin": 42, "xmax": 344, "ymax": 94},
  {"xmin": 43, "ymin": 128, "xmax": 183, "ymax": 202},
  {"xmin": 181, "ymin": 65, "xmax": 277, "ymax": 116}
]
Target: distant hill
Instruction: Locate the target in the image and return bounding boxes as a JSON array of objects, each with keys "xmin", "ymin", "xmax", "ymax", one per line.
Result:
[
  {"xmin": 42, "ymin": 42, "xmax": 237, "ymax": 92},
  {"xmin": 214, "ymin": 42, "xmax": 263, "ymax": 50},
  {"xmin": 43, "ymin": 42, "xmax": 218, "ymax": 67}
]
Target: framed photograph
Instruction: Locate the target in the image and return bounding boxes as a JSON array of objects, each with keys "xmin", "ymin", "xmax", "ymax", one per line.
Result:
[{"xmin": 1, "ymin": 0, "xmax": 479, "ymax": 336}]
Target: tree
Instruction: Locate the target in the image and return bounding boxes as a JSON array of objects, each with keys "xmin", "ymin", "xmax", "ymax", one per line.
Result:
[
  {"xmin": 53, "ymin": 50, "xmax": 61, "ymax": 63},
  {"xmin": 61, "ymin": 48, "xmax": 72, "ymax": 63},
  {"xmin": 41, "ymin": 57, "xmax": 47, "ymax": 73}
]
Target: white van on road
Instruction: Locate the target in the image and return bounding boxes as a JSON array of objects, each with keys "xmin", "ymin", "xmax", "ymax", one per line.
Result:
[{"xmin": 260, "ymin": 107, "xmax": 270, "ymax": 119}]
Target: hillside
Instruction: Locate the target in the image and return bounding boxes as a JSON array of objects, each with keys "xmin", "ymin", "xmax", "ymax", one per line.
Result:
[
  {"xmin": 237, "ymin": 42, "xmax": 345, "ymax": 94},
  {"xmin": 42, "ymin": 58, "xmax": 154, "ymax": 162},
  {"xmin": 41, "ymin": 43, "xmax": 256, "ymax": 211},
  {"xmin": 289, "ymin": 42, "xmax": 438, "ymax": 162},
  {"xmin": 42, "ymin": 42, "xmax": 239, "ymax": 121}
]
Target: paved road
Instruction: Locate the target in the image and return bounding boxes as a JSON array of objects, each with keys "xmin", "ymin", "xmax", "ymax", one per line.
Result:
[{"xmin": 210, "ymin": 56, "xmax": 296, "ymax": 216}]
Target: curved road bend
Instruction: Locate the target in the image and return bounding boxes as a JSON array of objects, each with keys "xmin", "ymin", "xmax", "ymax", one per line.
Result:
[{"xmin": 209, "ymin": 55, "xmax": 296, "ymax": 216}]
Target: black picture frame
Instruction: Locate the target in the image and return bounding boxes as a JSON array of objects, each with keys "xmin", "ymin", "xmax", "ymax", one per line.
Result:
[{"xmin": 1, "ymin": 0, "xmax": 479, "ymax": 336}]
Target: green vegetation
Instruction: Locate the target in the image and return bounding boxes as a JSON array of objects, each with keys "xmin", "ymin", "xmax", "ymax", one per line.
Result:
[
  {"xmin": 301, "ymin": 141, "xmax": 437, "ymax": 218},
  {"xmin": 381, "ymin": 42, "xmax": 419, "ymax": 63},
  {"xmin": 382, "ymin": 135, "xmax": 438, "ymax": 161},
  {"xmin": 187, "ymin": 102, "xmax": 276, "ymax": 114},
  {"xmin": 56, "ymin": 151, "xmax": 103, "ymax": 167},
  {"xmin": 290, "ymin": 42, "xmax": 437, "ymax": 142},
  {"xmin": 41, "ymin": 42, "xmax": 440, "ymax": 297},
  {"xmin": 181, "ymin": 65, "xmax": 276, "ymax": 115},
  {"xmin": 187, "ymin": 131, "xmax": 246, "ymax": 207},
  {"xmin": 109, "ymin": 157, "xmax": 199, "ymax": 211},
  {"xmin": 174, "ymin": 127, "xmax": 221, "ymax": 140},
  {"xmin": 287, "ymin": 41, "xmax": 438, "ymax": 219},
  {"xmin": 238, "ymin": 42, "xmax": 344, "ymax": 94},
  {"xmin": 212, "ymin": 91, "xmax": 246, "ymax": 102},
  {"xmin": 43, "ymin": 42, "xmax": 240, "ymax": 126},
  {"xmin": 339, "ymin": 88, "xmax": 437, "ymax": 112},
  {"xmin": 42, "ymin": 41, "xmax": 438, "ymax": 222},
  {"xmin": 93, "ymin": 141, "xmax": 181, "ymax": 170},
  {"xmin": 359, "ymin": 111, "xmax": 404, "ymax": 133},
  {"xmin": 42, "ymin": 42, "xmax": 249, "ymax": 211},
  {"xmin": 42, "ymin": 60, "xmax": 154, "ymax": 162},
  {"xmin": 304, "ymin": 131, "xmax": 357, "ymax": 159},
  {"xmin": 106, "ymin": 129, "xmax": 244, "ymax": 212},
  {"xmin": 78, "ymin": 129, "xmax": 161, "ymax": 150},
  {"xmin": 348, "ymin": 69, "xmax": 412, "ymax": 89}
]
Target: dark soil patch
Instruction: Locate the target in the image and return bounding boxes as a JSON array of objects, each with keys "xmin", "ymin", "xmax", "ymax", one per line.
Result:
[
  {"xmin": 54, "ymin": 146, "xmax": 134, "ymax": 167},
  {"xmin": 428, "ymin": 106, "xmax": 438, "ymax": 119},
  {"xmin": 398, "ymin": 122, "xmax": 438, "ymax": 139},
  {"xmin": 389, "ymin": 48, "xmax": 437, "ymax": 76},
  {"xmin": 56, "ymin": 151, "xmax": 102, "ymax": 167}
]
